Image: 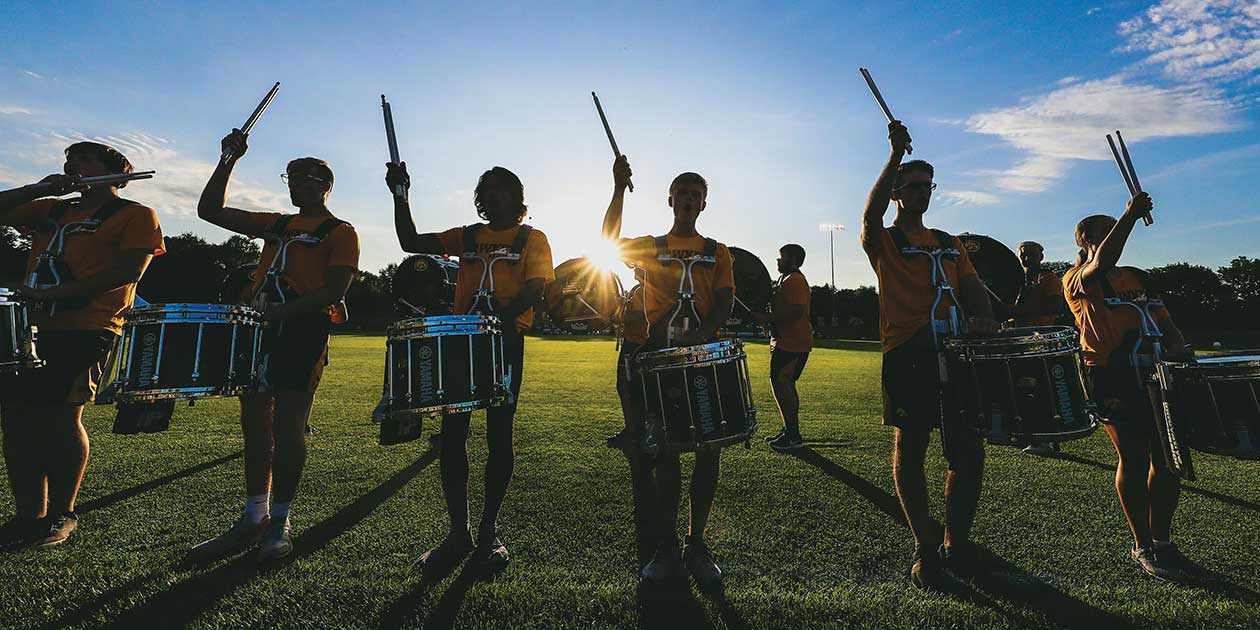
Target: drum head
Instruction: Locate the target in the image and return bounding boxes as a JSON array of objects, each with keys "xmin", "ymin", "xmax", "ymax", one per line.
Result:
[
  {"xmin": 545, "ymin": 257, "xmax": 623, "ymax": 334},
  {"xmin": 391, "ymin": 255, "xmax": 458, "ymax": 317},
  {"xmin": 958, "ymin": 233, "xmax": 1022, "ymax": 319},
  {"xmin": 219, "ymin": 264, "xmax": 258, "ymax": 305},
  {"xmin": 729, "ymin": 247, "xmax": 772, "ymax": 330}
]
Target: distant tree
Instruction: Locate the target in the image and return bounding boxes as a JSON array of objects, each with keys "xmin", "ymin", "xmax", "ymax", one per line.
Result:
[
  {"xmin": 1, "ymin": 226, "xmax": 31, "ymax": 284},
  {"xmin": 1219, "ymin": 256, "xmax": 1260, "ymax": 304},
  {"xmin": 1148, "ymin": 263, "xmax": 1236, "ymax": 331},
  {"xmin": 214, "ymin": 234, "xmax": 261, "ymax": 270},
  {"xmin": 1043, "ymin": 261, "xmax": 1072, "ymax": 277}
]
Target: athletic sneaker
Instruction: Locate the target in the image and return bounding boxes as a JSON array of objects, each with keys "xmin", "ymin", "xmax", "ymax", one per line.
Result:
[
  {"xmin": 606, "ymin": 429, "xmax": 636, "ymax": 449},
  {"xmin": 640, "ymin": 538, "xmax": 684, "ymax": 584},
  {"xmin": 304, "ymin": 423, "xmax": 315, "ymax": 436},
  {"xmin": 909, "ymin": 544, "xmax": 946, "ymax": 590},
  {"xmin": 1155, "ymin": 542, "xmax": 1211, "ymax": 580},
  {"xmin": 0, "ymin": 516, "xmax": 41, "ymax": 552},
  {"xmin": 257, "ymin": 516, "xmax": 293, "ymax": 563},
  {"xmin": 768, "ymin": 433, "xmax": 804, "ymax": 452},
  {"xmin": 683, "ymin": 536, "xmax": 722, "ymax": 588},
  {"xmin": 1131, "ymin": 546, "xmax": 1183, "ymax": 582},
  {"xmin": 187, "ymin": 515, "xmax": 270, "ymax": 562},
  {"xmin": 30, "ymin": 512, "xmax": 78, "ymax": 549},
  {"xmin": 1022, "ymin": 443, "xmax": 1054, "ymax": 456},
  {"xmin": 470, "ymin": 531, "xmax": 510, "ymax": 575},
  {"xmin": 763, "ymin": 428, "xmax": 786, "ymax": 443},
  {"xmin": 417, "ymin": 528, "xmax": 474, "ymax": 570}
]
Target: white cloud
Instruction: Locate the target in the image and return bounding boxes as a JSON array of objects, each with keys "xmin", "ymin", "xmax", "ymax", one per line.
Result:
[
  {"xmin": 939, "ymin": 189, "xmax": 1002, "ymax": 206},
  {"xmin": 1086, "ymin": 7, "xmax": 1102, "ymax": 16},
  {"xmin": 0, "ymin": 129, "xmax": 287, "ymax": 217},
  {"xmin": 0, "ymin": 105, "xmax": 32, "ymax": 115},
  {"xmin": 963, "ymin": 76, "xmax": 1241, "ymax": 191},
  {"xmin": 1120, "ymin": 0, "xmax": 1260, "ymax": 83},
  {"xmin": 21, "ymin": 70, "xmax": 43, "ymax": 79}
]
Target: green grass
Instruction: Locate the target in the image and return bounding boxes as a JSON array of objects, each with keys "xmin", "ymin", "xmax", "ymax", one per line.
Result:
[{"xmin": 3, "ymin": 335, "xmax": 1259, "ymax": 629}]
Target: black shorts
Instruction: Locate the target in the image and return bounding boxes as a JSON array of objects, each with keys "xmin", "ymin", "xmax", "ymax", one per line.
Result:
[
  {"xmin": 880, "ymin": 328, "xmax": 962, "ymax": 433},
  {"xmin": 770, "ymin": 348, "xmax": 809, "ymax": 382},
  {"xmin": 257, "ymin": 316, "xmax": 331, "ymax": 394},
  {"xmin": 1088, "ymin": 364, "xmax": 1157, "ymax": 429},
  {"xmin": 0, "ymin": 329, "xmax": 117, "ymax": 405}
]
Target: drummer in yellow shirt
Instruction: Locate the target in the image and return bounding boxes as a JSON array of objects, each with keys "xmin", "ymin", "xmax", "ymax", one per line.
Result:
[{"xmin": 751, "ymin": 244, "xmax": 812, "ymax": 451}]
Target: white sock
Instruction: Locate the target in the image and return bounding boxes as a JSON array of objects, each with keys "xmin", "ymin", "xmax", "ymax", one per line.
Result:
[
  {"xmin": 244, "ymin": 494, "xmax": 269, "ymax": 524},
  {"xmin": 271, "ymin": 501, "xmax": 292, "ymax": 524}
]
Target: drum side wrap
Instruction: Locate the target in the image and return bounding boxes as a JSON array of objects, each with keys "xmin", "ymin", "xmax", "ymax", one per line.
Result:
[
  {"xmin": 633, "ymin": 340, "xmax": 757, "ymax": 451},
  {"xmin": 946, "ymin": 326, "xmax": 1100, "ymax": 445},
  {"xmin": 378, "ymin": 315, "xmax": 507, "ymax": 445}
]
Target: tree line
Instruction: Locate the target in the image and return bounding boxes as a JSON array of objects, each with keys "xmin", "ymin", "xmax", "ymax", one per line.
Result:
[{"xmin": 2, "ymin": 229, "xmax": 1257, "ymax": 341}]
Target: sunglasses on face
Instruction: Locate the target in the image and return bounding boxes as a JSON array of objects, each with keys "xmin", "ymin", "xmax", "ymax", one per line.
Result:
[
  {"xmin": 892, "ymin": 181, "xmax": 937, "ymax": 193},
  {"xmin": 280, "ymin": 172, "xmax": 328, "ymax": 186}
]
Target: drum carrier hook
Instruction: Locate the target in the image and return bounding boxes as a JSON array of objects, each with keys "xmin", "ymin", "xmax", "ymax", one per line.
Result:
[
  {"xmin": 889, "ymin": 227, "xmax": 967, "ymax": 378},
  {"xmin": 652, "ymin": 235, "xmax": 719, "ymax": 348},
  {"xmin": 458, "ymin": 223, "xmax": 534, "ymax": 403}
]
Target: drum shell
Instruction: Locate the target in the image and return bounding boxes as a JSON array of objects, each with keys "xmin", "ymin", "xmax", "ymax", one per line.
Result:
[
  {"xmin": 385, "ymin": 315, "xmax": 505, "ymax": 415},
  {"xmin": 112, "ymin": 304, "xmax": 263, "ymax": 402},
  {"xmin": 635, "ymin": 341, "xmax": 757, "ymax": 450},
  {"xmin": 1157, "ymin": 356, "xmax": 1260, "ymax": 457},
  {"xmin": 947, "ymin": 326, "xmax": 1097, "ymax": 443}
]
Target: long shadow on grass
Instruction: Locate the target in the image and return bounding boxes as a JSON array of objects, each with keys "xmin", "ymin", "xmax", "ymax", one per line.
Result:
[
  {"xmin": 78, "ymin": 449, "xmax": 244, "ymax": 514},
  {"xmin": 96, "ymin": 446, "xmax": 439, "ymax": 628},
  {"xmin": 791, "ymin": 448, "xmax": 1142, "ymax": 630},
  {"xmin": 1054, "ymin": 452, "xmax": 1260, "ymax": 513}
]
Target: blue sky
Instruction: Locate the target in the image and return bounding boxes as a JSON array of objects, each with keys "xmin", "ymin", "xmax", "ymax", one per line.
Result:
[{"xmin": 2, "ymin": 1, "xmax": 1257, "ymax": 289}]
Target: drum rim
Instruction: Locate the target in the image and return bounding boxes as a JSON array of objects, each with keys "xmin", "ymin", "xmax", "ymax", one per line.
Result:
[
  {"xmin": 0, "ymin": 287, "xmax": 23, "ymax": 300},
  {"xmin": 946, "ymin": 325, "xmax": 1079, "ymax": 355},
  {"xmin": 127, "ymin": 302, "xmax": 262, "ymax": 317},
  {"xmin": 634, "ymin": 339, "xmax": 746, "ymax": 370},
  {"xmin": 112, "ymin": 384, "xmax": 253, "ymax": 403},
  {"xmin": 388, "ymin": 314, "xmax": 503, "ymax": 337}
]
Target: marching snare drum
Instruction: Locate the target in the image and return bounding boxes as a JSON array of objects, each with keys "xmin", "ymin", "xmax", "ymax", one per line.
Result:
[
  {"xmin": 380, "ymin": 315, "xmax": 507, "ymax": 432},
  {"xmin": 100, "ymin": 303, "xmax": 264, "ymax": 404},
  {"xmin": 1155, "ymin": 354, "xmax": 1260, "ymax": 461},
  {"xmin": 0, "ymin": 288, "xmax": 43, "ymax": 374},
  {"xmin": 947, "ymin": 326, "xmax": 1099, "ymax": 445},
  {"xmin": 634, "ymin": 339, "xmax": 757, "ymax": 451}
]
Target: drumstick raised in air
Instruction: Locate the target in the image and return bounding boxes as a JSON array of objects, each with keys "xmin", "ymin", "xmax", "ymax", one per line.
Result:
[
  {"xmin": 859, "ymin": 67, "xmax": 912, "ymax": 154},
  {"xmin": 222, "ymin": 81, "xmax": 281, "ymax": 162},
  {"xmin": 592, "ymin": 92, "xmax": 633, "ymax": 192},
  {"xmin": 381, "ymin": 94, "xmax": 407, "ymax": 201},
  {"xmin": 1115, "ymin": 130, "xmax": 1151, "ymax": 226},
  {"xmin": 24, "ymin": 171, "xmax": 155, "ymax": 190},
  {"xmin": 1106, "ymin": 132, "xmax": 1152, "ymax": 226}
]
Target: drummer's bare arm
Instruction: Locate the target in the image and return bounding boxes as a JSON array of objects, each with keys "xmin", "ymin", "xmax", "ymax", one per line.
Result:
[
  {"xmin": 20, "ymin": 249, "xmax": 153, "ymax": 301},
  {"xmin": 1081, "ymin": 193, "xmax": 1152, "ymax": 284},
  {"xmin": 198, "ymin": 130, "xmax": 264, "ymax": 235},
  {"xmin": 0, "ymin": 175, "xmax": 84, "ymax": 221},
  {"xmin": 495, "ymin": 278, "xmax": 546, "ymax": 324},
  {"xmin": 265, "ymin": 266, "xmax": 356, "ymax": 321},
  {"xmin": 602, "ymin": 155, "xmax": 633, "ymax": 240},
  {"xmin": 387, "ymin": 161, "xmax": 445, "ymax": 253},
  {"xmin": 960, "ymin": 275, "xmax": 999, "ymax": 335},
  {"xmin": 861, "ymin": 121, "xmax": 911, "ymax": 258}
]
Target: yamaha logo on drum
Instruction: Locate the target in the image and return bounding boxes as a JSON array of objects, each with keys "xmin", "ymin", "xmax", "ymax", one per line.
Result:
[
  {"xmin": 416, "ymin": 344, "xmax": 435, "ymax": 401},
  {"xmin": 1051, "ymin": 364, "xmax": 1074, "ymax": 424},
  {"xmin": 692, "ymin": 373, "xmax": 717, "ymax": 434},
  {"xmin": 138, "ymin": 331, "xmax": 159, "ymax": 383},
  {"xmin": 415, "ymin": 259, "xmax": 429, "ymax": 272}
]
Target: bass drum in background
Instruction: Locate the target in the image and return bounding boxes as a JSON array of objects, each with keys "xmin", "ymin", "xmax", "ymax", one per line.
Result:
[
  {"xmin": 391, "ymin": 254, "xmax": 458, "ymax": 317},
  {"xmin": 545, "ymin": 256, "xmax": 623, "ymax": 334},
  {"xmin": 726, "ymin": 246, "xmax": 772, "ymax": 336},
  {"xmin": 957, "ymin": 233, "xmax": 1022, "ymax": 322},
  {"xmin": 219, "ymin": 263, "xmax": 259, "ymax": 305}
]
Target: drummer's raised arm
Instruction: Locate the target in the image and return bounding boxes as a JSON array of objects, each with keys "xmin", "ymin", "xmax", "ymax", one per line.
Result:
[
  {"xmin": 387, "ymin": 161, "xmax": 444, "ymax": 254},
  {"xmin": 198, "ymin": 129, "xmax": 265, "ymax": 235},
  {"xmin": 0, "ymin": 174, "xmax": 83, "ymax": 222},
  {"xmin": 602, "ymin": 155, "xmax": 633, "ymax": 241},
  {"xmin": 860, "ymin": 121, "xmax": 911, "ymax": 258}
]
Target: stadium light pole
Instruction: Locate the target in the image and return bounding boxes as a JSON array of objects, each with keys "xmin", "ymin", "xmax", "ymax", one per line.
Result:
[{"xmin": 818, "ymin": 223, "xmax": 846, "ymax": 288}]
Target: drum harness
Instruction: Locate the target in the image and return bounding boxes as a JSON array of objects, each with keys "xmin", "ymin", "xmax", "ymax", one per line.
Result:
[
  {"xmin": 1098, "ymin": 272, "xmax": 1166, "ymax": 388},
  {"xmin": 459, "ymin": 223, "xmax": 534, "ymax": 401},
  {"xmin": 616, "ymin": 237, "xmax": 718, "ymax": 380},
  {"xmin": 253, "ymin": 215, "xmax": 349, "ymax": 391},
  {"xmin": 888, "ymin": 227, "xmax": 966, "ymax": 380},
  {"xmin": 27, "ymin": 197, "xmax": 137, "ymax": 317}
]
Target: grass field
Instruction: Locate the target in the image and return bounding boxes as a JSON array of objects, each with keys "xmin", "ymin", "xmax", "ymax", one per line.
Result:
[{"xmin": 2, "ymin": 335, "xmax": 1259, "ymax": 629}]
